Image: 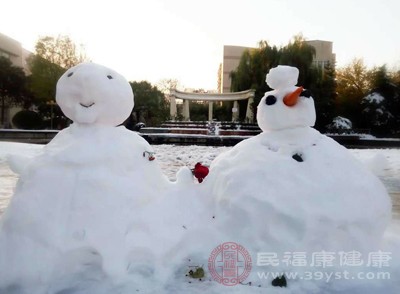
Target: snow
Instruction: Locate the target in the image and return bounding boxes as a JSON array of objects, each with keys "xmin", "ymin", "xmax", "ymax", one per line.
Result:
[
  {"xmin": 359, "ymin": 136, "xmax": 400, "ymax": 141},
  {"xmin": 0, "ymin": 63, "xmax": 173, "ymax": 292},
  {"xmin": 0, "ymin": 64, "xmax": 399, "ymax": 293},
  {"xmin": 1, "ymin": 142, "xmax": 399, "ymax": 191},
  {"xmin": 56, "ymin": 62, "xmax": 134, "ymax": 126},
  {"xmin": 257, "ymin": 65, "xmax": 315, "ymax": 131},
  {"xmin": 328, "ymin": 116, "xmax": 352, "ymax": 130},
  {"xmin": 202, "ymin": 126, "xmax": 395, "ymax": 287},
  {"xmin": 0, "ymin": 142, "xmax": 400, "ymax": 293},
  {"xmin": 266, "ymin": 65, "xmax": 299, "ymax": 90},
  {"xmin": 206, "ymin": 128, "xmax": 391, "ymax": 251},
  {"xmin": 142, "ymin": 133, "xmax": 253, "ymax": 139},
  {"xmin": 202, "ymin": 66, "xmax": 397, "ymax": 293},
  {"xmin": 363, "ymin": 92, "xmax": 385, "ymax": 104}
]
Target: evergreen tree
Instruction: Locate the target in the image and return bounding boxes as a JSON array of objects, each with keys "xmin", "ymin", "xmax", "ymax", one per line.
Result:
[
  {"xmin": 129, "ymin": 81, "xmax": 169, "ymax": 127},
  {"xmin": 361, "ymin": 66, "xmax": 400, "ymax": 136},
  {"xmin": 278, "ymin": 35, "xmax": 316, "ymax": 87},
  {"xmin": 0, "ymin": 57, "xmax": 30, "ymax": 127},
  {"xmin": 310, "ymin": 62, "xmax": 337, "ymax": 131}
]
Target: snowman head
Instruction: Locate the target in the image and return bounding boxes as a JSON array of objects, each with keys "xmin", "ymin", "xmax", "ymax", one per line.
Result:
[
  {"xmin": 56, "ymin": 62, "xmax": 134, "ymax": 126},
  {"xmin": 256, "ymin": 65, "xmax": 316, "ymax": 132}
]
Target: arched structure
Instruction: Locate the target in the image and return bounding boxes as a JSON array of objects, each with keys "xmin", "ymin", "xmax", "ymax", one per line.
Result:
[{"xmin": 169, "ymin": 89, "xmax": 255, "ymax": 122}]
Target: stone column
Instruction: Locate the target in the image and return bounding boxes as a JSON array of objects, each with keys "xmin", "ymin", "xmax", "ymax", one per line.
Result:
[
  {"xmin": 182, "ymin": 99, "xmax": 190, "ymax": 121},
  {"xmin": 232, "ymin": 100, "xmax": 239, "ymax": 121},
  {"xmin": 169, "ymin": 95, "xmax": 177, "ymax": 120},
  {"xmin": 208, "ymin": 101, "xmax": 213, "ymax": 121},
  {"xmin": 245, "ymin": 97, "xmax": 254, "ymax": 123}
]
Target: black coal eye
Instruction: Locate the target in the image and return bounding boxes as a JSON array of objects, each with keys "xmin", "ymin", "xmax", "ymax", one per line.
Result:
[
  {"xmin": 107, "ymin": 75, "xmax": 113, "ymax": 79},
  {"xmin": 265, "ymin": 95, "xmax": 277, "ymax": 105},
  {"xmin": 301, "ymin": 89, "xmax": 312, "ymax": 98},
  {"xmin": 67, "ymin": 72, "xmax": 73, "ymax": 77}
]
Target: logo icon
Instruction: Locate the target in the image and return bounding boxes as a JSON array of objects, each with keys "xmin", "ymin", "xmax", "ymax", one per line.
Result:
[{"xmin": 208, "ymin": 242, "xmax": 252, "ymax": 286}]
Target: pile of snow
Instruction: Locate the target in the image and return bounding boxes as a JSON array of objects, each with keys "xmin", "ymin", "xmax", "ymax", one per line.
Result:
[
  {"xmin": 201, "ymin": 66, "xmax": 396, "ymax": 291},
  {"xmin": 363, "ymin": 92, "xmax": 385, "ymax": 104},
  {"xmin": 0, "ymin": 63, "xmax": 175, "ymax": 293},
  {"xmin": 364, "ymin": 152, "xmax": 390, "ymax": 176},
  {"xmin": 0, "ymin": 64, "xmax": 398, "ymax": 294},
  {"xmin": 327, "ymin": 116, "xmax": 352, "ymax": 130},
  {"xmin": 265, "ymin": 65, "xmax": 299, "ymax": 89}
]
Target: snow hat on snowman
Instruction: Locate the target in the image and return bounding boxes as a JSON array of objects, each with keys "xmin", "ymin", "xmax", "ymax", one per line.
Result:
[
  {"xmin": 56, "ymin": 62, "xmax": 134, "ymax": 126},
  {"xmin": 257, "ymin": 65, "xmax": 316, "ymax": 132}
]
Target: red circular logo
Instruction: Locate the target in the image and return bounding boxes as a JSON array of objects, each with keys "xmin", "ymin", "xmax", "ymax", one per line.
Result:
[{"xmin": 208, "ymin": 242, "xmax": 252, "ymax": 286}]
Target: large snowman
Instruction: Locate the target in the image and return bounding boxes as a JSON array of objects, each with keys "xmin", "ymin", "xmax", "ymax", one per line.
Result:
[
  {"xmin": 204, "ymin": 66, "xmax": 392, "ymax": 275},
  {"xmin": 0, "ymin": 63, "xmax": 169, "ymax": 292}
]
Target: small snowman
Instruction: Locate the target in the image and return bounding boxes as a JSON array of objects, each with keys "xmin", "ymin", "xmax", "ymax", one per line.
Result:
[
  {"xmin": 204, "ymin": 65, "xmax": 392, "ymax": 286},
  {"xmin": 0, "ymin": 63, "xmax": 169, "ymax": 291}
]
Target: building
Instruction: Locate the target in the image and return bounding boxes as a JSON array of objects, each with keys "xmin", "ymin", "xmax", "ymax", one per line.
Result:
[
  {"xmin": 0, "ymin": 32, "xmax": 31, "ymax": 74},
  {"xmin": 0, "ymin": 32, "xmax": 32, "ymax": 128},
  {"xmin": 221, "ymin": 45, "xmax": 252, "ymax": 93},
  {"xmin": 220, "ymin": 40, "xmax": 335, "ymax": 93},
  {"xmin": 306, "ymin": 40, "xmax": 335, "ymax": 70}
]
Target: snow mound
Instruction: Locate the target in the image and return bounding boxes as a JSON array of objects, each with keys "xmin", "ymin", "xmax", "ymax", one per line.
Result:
[
  {"xmin": 200, "ymin": 65, "xmax": 394, "ymax": 292},
  {"xmin": 206, "ymin": 128, "xmax": 391, "ymax": 253},
  {"xmin": 365, "ymin": 152, "xmax": 389, "ymax": 176},
  {"xmin": 0, "ymin": 63, "xmax": 177, "ymax": 292},
  {"xmin": 202, "ymin": 127, "xmax": 394, "ymax": 291},
  {"xmin": 327, "ymin": 116, "xmax": 352, "ymax": 130}
]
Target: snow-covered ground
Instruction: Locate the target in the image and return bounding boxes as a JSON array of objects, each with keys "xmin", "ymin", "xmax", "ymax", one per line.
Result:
[
  {"xmin": 1, "ymin": 142, "xmax": 399, "ymax": 218},
  {"xmin": 0, "ymin": 141, "xmax": 399, "ymax": 294}
]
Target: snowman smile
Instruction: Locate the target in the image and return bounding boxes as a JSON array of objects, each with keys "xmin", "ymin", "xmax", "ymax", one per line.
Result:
[{"xmin": 79, "ymin": 102, "xmax": 95, "ymax": 108}]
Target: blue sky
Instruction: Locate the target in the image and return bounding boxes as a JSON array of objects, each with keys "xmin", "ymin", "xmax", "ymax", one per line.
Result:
[{"xmin": 2, "ymin": 0, "xmax": 399, "ymax": 90}]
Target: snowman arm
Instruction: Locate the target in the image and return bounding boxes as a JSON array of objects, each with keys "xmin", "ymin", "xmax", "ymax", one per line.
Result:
[{"xmin": 6, "ymin": 154, "xmax": 33, "ymax": 175}]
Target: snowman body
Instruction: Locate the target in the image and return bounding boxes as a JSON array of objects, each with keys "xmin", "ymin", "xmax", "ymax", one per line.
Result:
[
  {"xmin": 205, "ymin": 66, "xmax": 392, "ymax": 263},
  {"xmin": 0, "ymin": 63, "xmax": 169, "ymax": 289}
]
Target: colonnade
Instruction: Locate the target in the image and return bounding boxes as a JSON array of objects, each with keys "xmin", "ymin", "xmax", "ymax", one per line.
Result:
[{"xmin": 169, "ymin": 89, "xmax": 255, "ymax": 122}]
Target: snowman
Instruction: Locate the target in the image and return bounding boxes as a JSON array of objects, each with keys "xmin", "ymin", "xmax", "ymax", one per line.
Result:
[
  {"xmin": 0, "ymin": 62, "xmax": 170, "ymax": 292},
  {"xmin": 204, "ymin": 65, "xmax": 392, "ymax": 284}
]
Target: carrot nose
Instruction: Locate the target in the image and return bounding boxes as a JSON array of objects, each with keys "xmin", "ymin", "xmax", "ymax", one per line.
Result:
[{"xmin": 283, "ymin": 87, "xmax": 304, "ymax": 107}]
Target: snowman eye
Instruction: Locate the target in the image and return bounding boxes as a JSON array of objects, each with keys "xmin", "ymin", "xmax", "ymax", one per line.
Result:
[
  {"xmin": 301, "ymin": 89, "xmax": 312, "ymax": 98},
  {"xmin": 265, "ymin": 95, "xmax": 277, "ymax": 105},
  {"xmin": 67, "ymin": 72, "xmax": 74, "ymax": 77},
  {"xmin": 107, "ymin": 75, "xmax": 113, "ymax": 79}
]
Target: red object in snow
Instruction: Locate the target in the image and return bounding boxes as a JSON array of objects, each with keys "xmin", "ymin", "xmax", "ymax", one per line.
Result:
[
  {"xmin": 143, "ymin": 151, "xmax": 155, "ymax": 161},
  {"xmin": 193, "ymin": 162, "xmax": 209, "ymax": 183}
]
